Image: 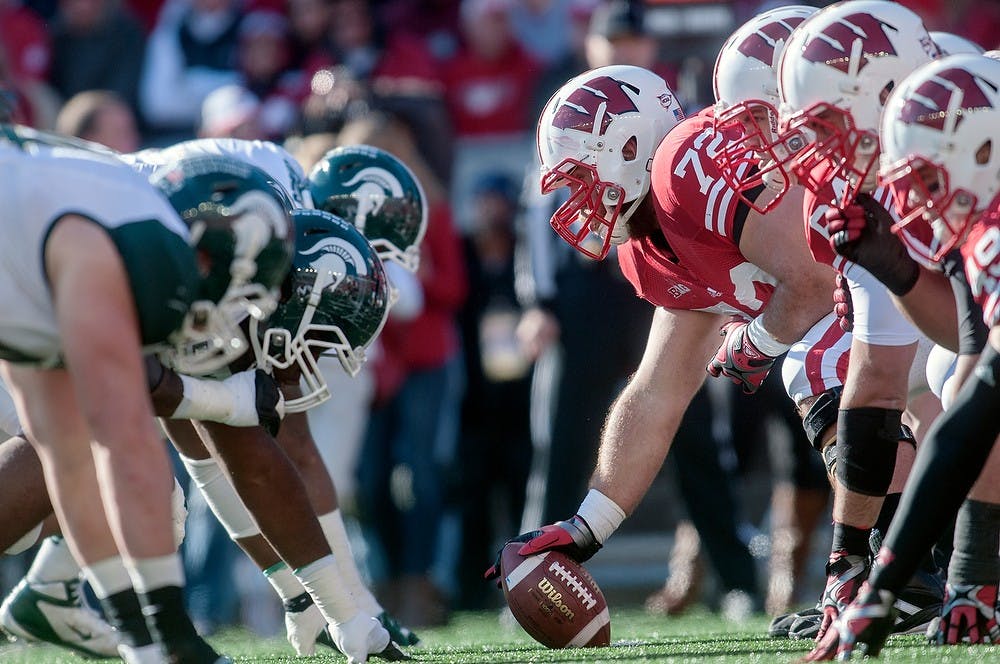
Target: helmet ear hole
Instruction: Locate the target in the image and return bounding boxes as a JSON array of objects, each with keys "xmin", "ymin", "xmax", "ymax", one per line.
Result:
[
  {"xmin": 623, "ymin": 136, "xmax": 638, "ymax": 161},
  {"xmin": 976, "ymin": 140, "xmax": 992, "ymax": 165},
  {"xmin": 879, "ymin": 81, "xmax": 895, "ymax": 106}
]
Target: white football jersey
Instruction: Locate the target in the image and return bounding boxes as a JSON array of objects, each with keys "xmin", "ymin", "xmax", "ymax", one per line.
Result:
[
  {"xmin": 0, "ymin": 137, "xmax": 191, "ymax": 367},
  {"xmin": 125, "ymin": 138, "xmax": 313, "ymax": 209}
]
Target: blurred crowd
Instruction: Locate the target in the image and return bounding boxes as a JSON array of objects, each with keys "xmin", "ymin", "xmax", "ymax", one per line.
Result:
[{"xmin": 2, "ymin": 0, "xmax": 998, "ymax": 636}]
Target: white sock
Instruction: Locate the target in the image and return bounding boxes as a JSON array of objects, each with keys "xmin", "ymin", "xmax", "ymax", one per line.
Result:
[
  {"xmin": 319, "ymin": 510, "xmax": 382, "ymax": 616},
  {"xmin": 81, "ymin": 555, "xmax": 133, "ymax": 599},
  {"xmin": 126, "ymin": 554, "xmax": 184, "ymax": 593},
  {"xmin": 180, "ymin": 455, "xmax": 260, "ymax": 539},
  {"xmin": 27, "ymin": 536, "xmax": 81, "ymax": 584},
  {"xmin": 264, "ymin": 561, "xmax": 306, "ymax": 603},
  {"xmin": 295, "ymin": 555, "xmax": 359, "ymax": 625}
]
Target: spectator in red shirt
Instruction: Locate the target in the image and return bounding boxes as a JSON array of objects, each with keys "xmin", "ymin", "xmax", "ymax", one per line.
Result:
[
  {"xmin": 443, "ymin": 0, "xmax": 542, "ymax": 233},
  {"xmin": 0, "ymin": 0, "xmax": 50, "ymax": 83}
]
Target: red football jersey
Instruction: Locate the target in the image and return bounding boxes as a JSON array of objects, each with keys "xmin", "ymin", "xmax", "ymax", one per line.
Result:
[
  {"xmin": 619, "ymin": 108, "xmax": 776, "ymax": 316},
  {"xmin": 800, "ymin": 161, "xmax": 941, "ymax": 271},
  {"xmin": 961, "ymin": 214, "xmax": 1000, "ymax": 328}
]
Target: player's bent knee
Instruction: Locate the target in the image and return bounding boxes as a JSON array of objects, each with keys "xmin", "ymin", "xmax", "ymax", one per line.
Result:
[
  {"xmin": 803, "ymin": 386, "xmax": 842, "ymax": 452},
  {"xmin": 835, "ymin": 407, "xmax": 903, "ymax": 496}
]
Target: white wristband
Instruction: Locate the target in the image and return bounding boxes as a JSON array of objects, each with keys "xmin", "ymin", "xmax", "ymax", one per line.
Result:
[
  {"xmin": 171, "ymin": 372, "xmax": 260, "ymax": 426},
  {"xmin": 576, "ymin": 489, "xmax": 626, "ymax": 545},
  {"xmin": 746, "ymin": 316, "xmax": 793, "ymax": 357}
]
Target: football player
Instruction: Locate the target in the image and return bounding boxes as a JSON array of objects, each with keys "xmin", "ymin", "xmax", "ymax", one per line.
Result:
[
  {"xmin": 0, "ymin": 124, "xmax": 293, "ymax": 663},
  {"xmin": 485, "ymin": 63, "xmax": 847, "ymax": 602},
  {"xmin": 736, "ymin": 0, "xmax": 950, "ymax": 639},
  {"xmin": 125, "ymin": 139, "xmax": 418, "ymax": 654},
  {"xmin": 0, "ymin": 139, "xmax": 421, "ymax": 661},
  {"xmin": 807, "ymin": 53, "xmax": 1000, "ymax": 659}
]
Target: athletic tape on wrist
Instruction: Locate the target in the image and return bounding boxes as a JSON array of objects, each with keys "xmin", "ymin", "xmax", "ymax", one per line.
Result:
[
  {"xmin": 576, "ymin": 489, "xmax": 625, "ymax": 545},
  {"xmin": 171, "ymin": 375, "xmax": 235, "ymax": 422},
  {"xmin": 747, "ymin": 316, "xmax": 793, "ymax": 357}
]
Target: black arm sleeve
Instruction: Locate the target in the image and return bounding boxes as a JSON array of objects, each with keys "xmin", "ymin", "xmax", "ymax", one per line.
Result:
[{"xmin": 941, "ymin": 250, "xmax": 988, "ymax": 356}]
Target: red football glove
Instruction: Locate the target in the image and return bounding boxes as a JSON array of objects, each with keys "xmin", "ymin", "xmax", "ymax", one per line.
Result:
[
  {"xmin": 484, "ymin": 516, "xmax": 600, "ymax": 584},
  {"xmin": 932, "ymin": 582, "xmax": 1000, "ymax": 645},
  {"xmin": 833, "ymin": 272, "xmax": 853, "ymax": 332},
  {"xmin": 825, "ymin": 194, "xmax": 919, "ymax": 296},
  {"xmin": 802, "ymin": 583, "xmax": 896, "ymax": 661},
  {"xmin": 706, "ymin": 320, "xmax": 776, "ymax": 394},
  {"xmin": 815, "ymin": 550, "xmax": 870, "ymax": 641}
]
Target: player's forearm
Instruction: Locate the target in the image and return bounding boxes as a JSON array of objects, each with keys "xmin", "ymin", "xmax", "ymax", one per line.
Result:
[
  {"xmin": 757, "ymin": 273, "xmax": 834, "ymax": 345},
  {"xmin": 893, "ymin": 267, "xmax": 959, "ymax": 352},
  {"xmin": 590, "ymin": 381, "xmax": 690, "ymax": 515}
]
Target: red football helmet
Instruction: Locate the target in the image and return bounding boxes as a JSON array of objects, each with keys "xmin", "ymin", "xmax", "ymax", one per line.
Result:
[
  {"xmin": 537, "ymin": 65, "xmax": 684, "ymax": 260},
  {"xmin": 712, "ymin": 4, "xmax": 818, "ymax": 213}
]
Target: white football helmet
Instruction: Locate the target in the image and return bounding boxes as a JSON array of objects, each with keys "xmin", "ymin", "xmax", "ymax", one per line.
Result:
[
  {"xmin": 777, "ymin": 0, "xmax": 939, "ymax": 204},
  {"xmin": 930, "ymin": 32, "xmax": 984, "ymax": 57},
  {"xmin": 712, "ymin": 4, "xmax": 818, "ymax": 212},
  {"xmin": 536, "ymin": 64, "xmax": 684, "ymax": 260},
  {"xmin": 879, "ymin": 54, "xmax": 1000, "ymax": 262}
]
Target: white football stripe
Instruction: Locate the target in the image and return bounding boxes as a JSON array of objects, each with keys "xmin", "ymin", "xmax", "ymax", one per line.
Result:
[
  {"xmin": 504, "ymin": 552, "xmax": 549, "ymax": 590},
  {"xmin": 567, "ymin": 606, "xmax": 610, "ymax": 647}
]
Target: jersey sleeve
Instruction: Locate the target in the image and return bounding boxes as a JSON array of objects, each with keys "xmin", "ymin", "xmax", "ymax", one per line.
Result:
[
  {"xmin": 108, "ymin": 220, "xmax": 199, "ymax": 347},
  {"xmin": 962, "ymin": 218, "xmax": 1000, "ymax": 329},
  {"xmin": 651, "ymin": 108, "xmax": 749, "ymax": 243}
]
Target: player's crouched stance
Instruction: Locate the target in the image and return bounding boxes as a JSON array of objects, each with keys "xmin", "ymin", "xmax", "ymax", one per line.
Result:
[
  {"xmin": 0, "ymin": 130, "xmax": 288, "ymax": 662},
  {"xmin": 805, "ymin": 54, "xmax": 1000, "ymax": 661}
]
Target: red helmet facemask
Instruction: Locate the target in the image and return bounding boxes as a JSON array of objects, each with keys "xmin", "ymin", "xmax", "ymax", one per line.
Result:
[
  {"xmin": 541, "ymin": 157, "xmax": 626, "ymax": 261},
  {"xmin": 880, "ymin": 156, "xmax": 978, "ymax": 263},
  {"xmin": 780, "ymin": 103, "xmax": 879, "ymax": 207},
  {"xmin": 713, "ymin": 100, "xmax": 809, "ymax": 214}
]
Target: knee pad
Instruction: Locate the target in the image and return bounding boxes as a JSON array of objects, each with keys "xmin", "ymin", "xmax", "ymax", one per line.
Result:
[
  {"xmin": 835, "ymin": 407, "xmax": 902, "ymax": 496},
  {"xmin": 803, "ymin": 386, "xmax": 842, "ymax": 452}
]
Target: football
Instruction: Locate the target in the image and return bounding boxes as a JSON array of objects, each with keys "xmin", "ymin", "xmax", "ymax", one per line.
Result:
[{"xmin": 499, "ymin": 543, "xmax": 611, "ymax": 648}]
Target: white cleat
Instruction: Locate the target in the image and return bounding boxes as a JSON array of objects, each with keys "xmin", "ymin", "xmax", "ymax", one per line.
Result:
[
  {"xmin": 0, "ymin": 577, "xmax": 121, "ymax": 658},
  {"xmin": 284, "ymin": 601, "xmax": 327, "ymax": 656},
  {"xmin": 329, "ymin": 613, "xmax": 390, "ymax": 664},
  {"xmin": 118, "ymin": 643, "xmax": 168, "ymax": 664}
]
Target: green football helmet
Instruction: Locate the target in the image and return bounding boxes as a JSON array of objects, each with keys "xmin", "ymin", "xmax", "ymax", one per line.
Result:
[
  {"xmin": 150, "ymin": 155, "xmax": 294, "ymax": 375},
  {"xmin": 252, "ymin": 208, "xmax": 391, "ymax": 412},
  {"xmin": 308, "ymin": 145, "xmax": 427, "ymax": 272}
]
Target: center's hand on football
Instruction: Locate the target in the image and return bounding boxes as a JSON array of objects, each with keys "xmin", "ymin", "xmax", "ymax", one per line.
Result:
[{"xmin": 484, "ymin": 516, "xmax": 600, "ymax": 584}]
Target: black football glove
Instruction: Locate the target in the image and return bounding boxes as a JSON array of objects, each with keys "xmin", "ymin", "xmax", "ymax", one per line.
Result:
[
  {"xmin": 484, "ymin": 516, "xmax": 601, "ymax": 586},
  {"xmin": 827, "ymin": 193, "xmax": 919, "ymax": 296}
]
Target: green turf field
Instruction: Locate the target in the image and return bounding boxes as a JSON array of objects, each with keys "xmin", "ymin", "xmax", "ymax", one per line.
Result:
[{"xmin": 2, "ymin": 609, "xmax": 997, "ymax": 663}]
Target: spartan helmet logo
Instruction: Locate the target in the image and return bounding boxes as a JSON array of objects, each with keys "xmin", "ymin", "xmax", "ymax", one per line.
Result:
[
  {"xmin": 899, "ymin": 67, "xmax": 997, "ymax": 131},
  {"xmin": 299, "ymin": 235, "xmax": 368, "ymax": 295},
  {"xmin": 340, "ymin": 166, "xmax": 404, "ymax": 234}
]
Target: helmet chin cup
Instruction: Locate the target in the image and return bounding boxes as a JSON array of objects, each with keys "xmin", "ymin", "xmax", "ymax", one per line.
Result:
[{"xmin": 542, "ymin": 158, "xmax": 625, "ymax": 261}]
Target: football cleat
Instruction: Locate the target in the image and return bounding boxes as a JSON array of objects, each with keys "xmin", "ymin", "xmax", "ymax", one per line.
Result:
[
  {"xmin": 928, "ymin": 581, "xmax": 1000, "ymax": 644},
  {"xmin": 283, "ymin": 594, "xmax": 329, "ymax": 656},
  {"xmin": 892, "ymin": 567, "xmax": 944, "ymax": 635},
  {"xmin": 328, "ymin": 613, "xmax": 391, "ymax": 664},
  {"xmin": 377, "ymin": 611, "xmax": 419, "ymax": 646},
  {"xmin": 163, "ymin": 636, "xmax": 231, "ymax": 664},
  {"xmin": 0, "ymin": 577, "xmax": 121, "ymax": 658},
  {"xmin": 769, "ymin": 604, "xmax": 820, "ymax": 638}
]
